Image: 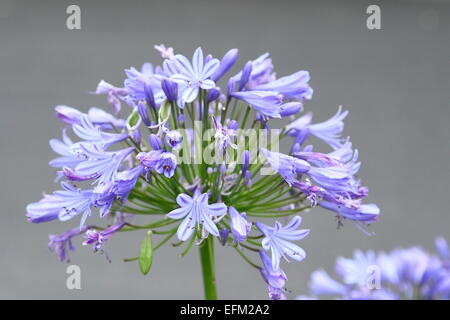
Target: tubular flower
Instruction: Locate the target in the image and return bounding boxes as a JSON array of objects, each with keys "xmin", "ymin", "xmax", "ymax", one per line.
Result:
[{"xmin": 167, "ymin": 191, "xmax": 227, "ymax": 241}]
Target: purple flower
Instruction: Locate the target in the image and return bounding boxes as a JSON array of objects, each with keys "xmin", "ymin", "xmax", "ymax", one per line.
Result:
[
  {"xmin": 219, "ymin": 228, "xmax": 230, "ymax": 246},
  {"xmin": 49, "ymin": 130, "xmax": 84, "ymax": 169},
  {"xmin": 206, "ymin": 87, "xmax": 222, "ymax": 103},
  {"xmin": 74, "ymin": 144, "xmax": 134, "ymax": 185},
  {"xmin": 94, "ymin": 80, "xmax": 128, "ymax": 114},
  {"xmin": 256, "ymin": 216, "xmax": 309, "ymax": 270},
  {"xmin": 48, "ymin": 225, "xmax": 91, "ymax": 262},
  {"xmin": 167, "ymin": 191, "xmax": 227, "ymax": 241},
  {"xmin": 229, "ymin": 206, "xmax": 251, "ymax": 242},
  {"xmin": 136, "ymin": 149, "xmax": 164, "ymax": 169},
  {"xmin": 279, "ymin": 102, "xmax": 303, "ymax": 117},
  {"xmin": 83, "ymin": 223, "xmax": 126, "ymax": 252},
  {"xmin": 436, "ymin": 237, "xmax": 450, "ymax": 262},
  {"xmin": 154, "ymin": 151, "xmax": 177, "ymax": 178},
  {"xmin": 303, "ymin": 240, "xmax": 450, "ymax": 300},
  {"xmin": 154, "ymin": 44, "xmax": 175, "ymax": 59},
  {"xmin": 260, "ymin": 148, "xmax": 311, "ymax": 185},
  {"xmin": 26, "ymin": 182, "xmax": 94, "ymax": 226},
  {"xmin": 254, "ymin": 70, "xmax": 313, "ymax": 101},
  {"xmin": 238, "ymin": 61, "xmax": 253, "ymax": 91},
  {"xmin": 230, "ymin": 90, "xmax": 283, "ymax": 118},
  {"xmin": 148, "ymin": 134, "xmax": 163, "ymax": 150},
  {"xmin": 309, "ymin": 269, "xmax": 347, "ymax": 296},
  {"xmin": 55, "ymin": 105, "xmax": 84, "ymax": 125},
  {"xmin": 55, "ymin": 106, "xmax": 126, "ymax": 129},
  {"xmin": 212, "ymin": 115, "xmax": 237, "ymax": 150},
  {"xmin": 287, "ymin": 107, "xmax": 348, "ymax": 149},
  {"xmin": 93, "ymin": 165, "xmax": 144, "ymax": 217},
  {"xmin": 161, "ymin": 78, "xmax": 178, "ymax": 102},
  {"xmin": 124, "ymin": 64, "xmax": 166, "ymax": 105},
  {"xmin": 165, "ymin": 130, "xmax": 183, "ymax": 150},
  {"xmin": 137, "ymin": 101, "xmax": 151, "ymax": 126},
  {"xmin": 259, "ymin": 251, "xmax": 288, "ymax": 300},
  {"xmin": 72, "ymin": 115, "xmax": 129, "ymax": 150},
  {"xmin": 211, "ymin": 48, "xmax": 239, "ymax": 82},
  {"xmin": 171, "ymin": 47, "xmax": 220, "ymax": 104},
  {"xmin": 233, "ymin": 53, "xmax": 275, "ymax": 89},
  {"xmin": 319, "ymin": 201, "xmax": 380, "ymax": 223}
]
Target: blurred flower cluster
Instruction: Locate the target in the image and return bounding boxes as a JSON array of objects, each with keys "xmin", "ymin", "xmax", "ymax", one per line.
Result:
[
  {"xmin": 300, "ymin": 237, "xmax": 450, "ymax": 300},
  {"xmin": 26, "ymin": 44, "xmax": 378, "ymax": 299}
]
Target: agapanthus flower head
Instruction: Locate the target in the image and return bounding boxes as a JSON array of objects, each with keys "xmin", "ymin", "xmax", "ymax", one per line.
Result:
[
  {"xmin": 301, "ymin": 238, "xmax": 450, "ymax": 300},
  {"xmin": 27, "ymin": 44, "xmax": 378, "ymax": 300}
]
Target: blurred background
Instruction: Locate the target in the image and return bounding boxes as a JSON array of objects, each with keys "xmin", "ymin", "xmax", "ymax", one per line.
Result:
[{"xmin": 0, "ymin": 0, "xmax": 449, "ymax": 299}]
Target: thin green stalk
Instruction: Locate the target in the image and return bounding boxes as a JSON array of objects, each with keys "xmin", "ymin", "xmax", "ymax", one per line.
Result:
[{"xmin": 199, "ymin": 236, "xmax": 217, "ymax": 300}]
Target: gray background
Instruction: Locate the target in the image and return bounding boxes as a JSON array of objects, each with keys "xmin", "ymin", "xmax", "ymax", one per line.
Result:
[{"xmin": 0, "ymin": 0, "xmax": 449, "ymax": 299}]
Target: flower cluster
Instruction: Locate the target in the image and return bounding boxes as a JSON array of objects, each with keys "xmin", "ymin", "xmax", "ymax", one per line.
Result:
[
  {"xmin": 299, "ymin": 237, "xmax": 450, "ymax": 300},
  {"xmin": 26, "ymin": 44, "xmax": 378, "ymax": 299}
]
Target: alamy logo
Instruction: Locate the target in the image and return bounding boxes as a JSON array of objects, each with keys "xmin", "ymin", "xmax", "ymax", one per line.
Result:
[
  {"xmin": 366, "ymin": 5, "xmax": 381, "ymax": 30},
  {"xmin": 66, "ymin": 5, "xmax": 81, "ymax": 30},
  {"xmin": 66, "ymin": 265, "xmax": 81, "ymax": 290}
]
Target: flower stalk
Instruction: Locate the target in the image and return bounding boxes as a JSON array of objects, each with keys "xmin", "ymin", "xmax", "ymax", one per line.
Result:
[{"xmin": 199, "ymin": 236, "xmax": 217, "ymax": 300}]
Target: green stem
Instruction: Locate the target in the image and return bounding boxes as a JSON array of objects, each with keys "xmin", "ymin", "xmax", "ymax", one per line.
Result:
[{"xmin": 199, "ymin": 236, "xmax": 217, "ymax": 300}]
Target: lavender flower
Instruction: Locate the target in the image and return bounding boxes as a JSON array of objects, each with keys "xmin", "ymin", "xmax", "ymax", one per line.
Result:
[
  {"xmin": 136, "ymin": 150, "xmax": 164, "ymax": 169},
  {"xmin": 137, "ymin": 101, "xmax": 151, "ymax": 126},
  {"xmin": 148, "ymin": 134, "xmax": 163, "ymax": 150},
  {"xmin": 55, "ymin": 105, "xmax": 125, "ymax": 129},
  {"xmin": 154, "ymin": 151, "xmax": 177, "ymax": 178},
  {"xmin": 171, "ymin": 47, "xmax": 220, "ymax": 104},
  {"xmin": 124, "ymin": 64, "xmax": 166, "ymax": 105},
  {"xmin": 319, "ymin": 201, "xmax": 380, "ymax": 224},
  {"xmin": 83, "ymin": 223, "xmax": 126, "ymax": 252},
  {"xmin": 161, "ymin": 78, "xmax": 178, "ymax": 102},
  {"xmin": 74, "ymin": 144, "xmax": 134, "ymax": 185},
  {"xmin": 165, "ymin": 130, "xmax": 183, "ymax": 150},
  {"xmin": 211, "ymin": 48, "xmax": 239, "ymax": 82},
  {"xmin": 167, "ymin": 191, "xmax": 227, "ymax": 241},
  {"xmin": 256, "ymin": 216, "xmax": 309, "ymax": 270},
  {"xmin": 72, "ymin": 115, "xmax": 129, "ymax": 150},
  {"xmin": 49, "ymin": 130, "xmax": 84, "ymax": 169},
  {"xmin": 212, "ymin": 115, "xmax": 237, "ymax": 151},
  {"xmin": 254, "ymin": 70, "xmax": 313, "ymax": 101},
  {"xmin": 259, "ymin": 251, "xmax": 288, "ymax": 300},
  {"xmin": 26, "ymin": 182, "xmax": 94, "ymax": 225},
  {"xmin": 230, "ymin": 90, "xmax": 283, "ymax": 118},
  {"xmin": 301, "ymin": 238, "xmax": 450, "ymax": 300},
  {"xmin": 229, "ymin": 206, "xmax": 251, "ymax": 242},
  {"xmin": 287, "ymin": 107, "xmax": 349, "ymax": 149},
  {"xmin": 94, "ymin": 80, "xmax": 128, "ymax": 114},
  {"xmin": 48, "ymin": 225, "xmax": 91, "ymax": 262},
  {"xmin": 260, "ymin": 148, "xmax": 311, "ymax": 185}
]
